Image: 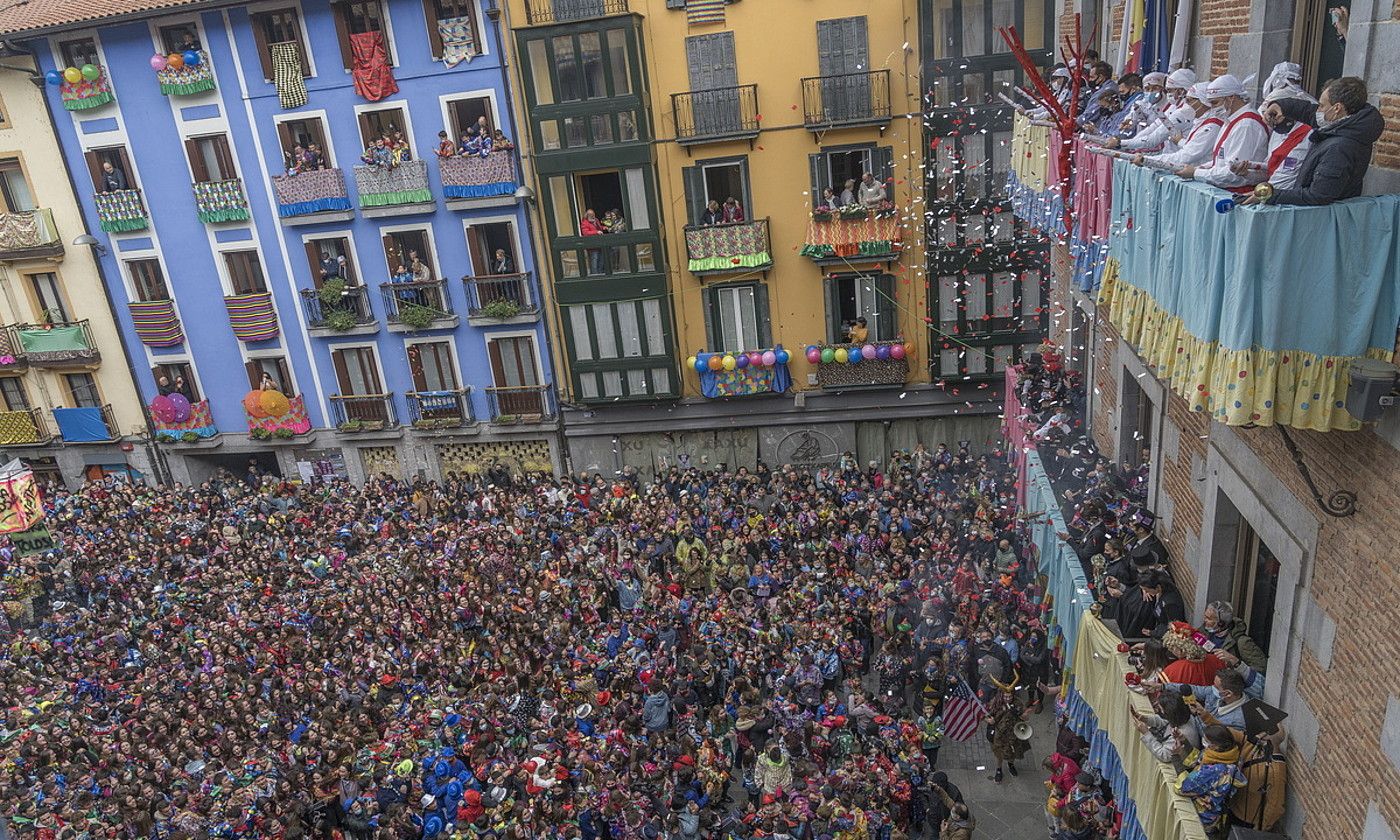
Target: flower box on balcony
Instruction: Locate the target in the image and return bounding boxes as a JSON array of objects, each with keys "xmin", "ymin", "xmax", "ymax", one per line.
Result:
[
  {"xmin": 194, "ymin": 178, "xmax": 251, "ymax": 224},
  {"xmin": 439, "ymin": 151, "xmax": 516, "ymax": 201},
  {"xmin": 94, "ymin": 189, "xmax": 148, "ymax": 233},
  {"xmin": 158, "ymin": 51, "xmax": 216, "ymax": 96},
  {"xmin": 59, "ymin": 67, "xmax": 114, "ymax": 111},
  {"xmin": 271, "ymin": 168, "xmax": 354, "ymax": 218}
]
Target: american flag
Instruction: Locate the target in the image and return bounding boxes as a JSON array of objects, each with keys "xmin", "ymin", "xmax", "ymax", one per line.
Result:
[{"xmin": 943, "ymin": 679, "xmax": 988, "ymax": 741}]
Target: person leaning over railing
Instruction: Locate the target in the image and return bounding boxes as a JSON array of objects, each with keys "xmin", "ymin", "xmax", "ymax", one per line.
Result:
[{"xmin": 1241, "ymin": 76, "xmax": 1385, "ymax": 206}]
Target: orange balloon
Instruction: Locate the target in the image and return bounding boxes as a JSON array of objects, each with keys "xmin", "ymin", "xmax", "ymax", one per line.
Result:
[
  {"xmin": 243, "ymin": 390, "xmax": 269, "ymax": 419},
  {"xmin": 166, "ymin": 52, "xmax": 184, "ymax": 70},
  {"xmin": 260, "ymin": 389, "xmax": 290, "ymax": 418},
  {"xmin": 902, "ymin": 342, "xmax": 916, "ymax": 359}
]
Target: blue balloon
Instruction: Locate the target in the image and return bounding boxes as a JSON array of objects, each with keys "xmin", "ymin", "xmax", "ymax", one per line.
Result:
[
  {"xmin": 847, "ymin": 348, "xmax": 861, "ymax": 363},
  {"xmin": 182, "ymin": 49, "xmax": 201, "ymax": 66},
  {"xmin": 775, "ymin": 349, "xmax": 790, "ymax": 365},
  {"xmin": 694, "ymin": 356, "xmax": 708, "ymax": 373},
  {"xmin": 44, "ymin": 69, "xmax": 63, "ymax": 85},
  {"xmin": 876, "ymin": 344, "xmax": 891, "ymax": 361}
]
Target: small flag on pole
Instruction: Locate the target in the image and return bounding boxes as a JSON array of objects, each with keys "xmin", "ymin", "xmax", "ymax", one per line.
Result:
[{"xmin": 943, "ymin": 679, "xmax": 988, "ymax": 741}]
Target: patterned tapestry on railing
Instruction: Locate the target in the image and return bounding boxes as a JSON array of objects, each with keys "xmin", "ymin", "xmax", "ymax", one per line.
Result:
[
  {"xmin": 438, "ymin": 16, "xmax": 478, "ymax": 66},
  {"xmin": 0, "ymin": 410, "xmax": 42, "ymax": 445},
  {"xmin": 224, "ymin": 293, "xmax": 280, "ymax": 342},
  {"xmin": 154, "ymin": 399, "xmax": 217, "ymax": 438},
  {"xmin": 270, "ymin": 42, "xmax": 308, "ymax": 109},
  {"xmin": 0, "ymin": 212, "xmax": 46, "ymax": 250},
  {"xmin": 695, "ymin": 351, "xmax": 791, "ymax": 398},
  {"xmin": 158, "ymin": 51, "xmax": 216, "ymax": 95},
  {"xmin": 246, "ymin": 394, "xmax": 312, "ymax": 435},
  {"xmin": 439, "ymin": 152, "xmax": 515, "ymax": 199},
  {"xmin": 1006, "ymin": 113, "xmax": 1065, "ymax": 237},
  {"xmin": 59, "ymin": 69, "xmax": 114, "ymax": 111},
  {"xmin": 94, "ymin": 190, "xmax": 147, "ymax": 233},
  {"xmin": 129, "ymin": 300, "xmax": 184, "ymax": 347},
  {"xmin": 194, "ymin": 179, "xmax": 250, "ymax": 223},
  {"xmin": 685, "ymin": 223, "xmax": 772, "ymax": 272},
  {"xmin": 813, "ymin": 343, "xmax": 910, "ymax": 388},
  {"xmin": 1069, "ymin": 135, "xmax": 1114, "ymax": 292},
  {"xmin": 272, "ymin": 168, "xmax": 353, "ymax": 217},
  {"xmin": 356, "ymin": 160, "xmax": 432, "ymax": 207},
  {"xmin": 800, "ymin": 215, "xmax": 901, "ymax": 260}
]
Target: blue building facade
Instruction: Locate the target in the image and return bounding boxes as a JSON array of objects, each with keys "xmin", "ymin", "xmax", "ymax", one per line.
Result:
[{"xmin": 25, "ymin": 0, "xmax": 559, "ymax": 482}]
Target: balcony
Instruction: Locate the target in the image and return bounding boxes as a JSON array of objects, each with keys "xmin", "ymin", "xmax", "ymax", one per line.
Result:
[
  {"xmin": 193, "ymin": 178, "xmax": 251, "ymax": 224},
  {"xmin": 10, "ymin": 320, "xmax": 100, "ymax": 368},
  {"xmin": 94, "ymin": 189, "xmax": 148, "ymax": 233},
  {"xmin": 224, "ymin": 292, "xmax": 280, "ymax": 343},
  {"xmin": 157, "ymin": 50, "xmax": 215, "ymax": 96},
  {"xmin": 684, "ymin": 219, "xmax": 772, "ymax": 276},
  {"xmin": 439, "ymin": 151, "xmax": 518, "ymax": 210},
  {"xmin": 525, "ymin": 0, "xmax": 628, "ymax": 24},
  {"xmin": 379, "ymin": 279, "xmax": 457, "ymax": 332},
  {"xmin": 271, "ymin": 168, "xmax": 354, "ymax": 223},
  {"xmin": 52, "ymin": 403, "xmax": 119, "ymax": 443},
  {"xmin": 486, "ymin": 384, "xmax": 555, "ymax": 423},
  {"xmin": 691, "ymin": 348, "xmax": 793, "ymax": 398},
  {"xmin": 152, "ymin": 398, "xmax": 218, "ymax": 444},
  {"xmin": 0, "ymin": 407, "xmax": 52, "ymax": 446},
  {"xmin": 0, "ymin": 209, "xmax": 62, "ymax": 262},
  {"xmin": 299, "ymin": 284, "xmax": 379, "ymax": 337},
  {"xmin": 811, "ymin": 341, "xmax": 911, "ymax": 389},
  {"xmin": 330, "ymin": 393, "xmax": 398, "ymax": 433},
  {"xmin": 407, "ymin": 389, "xmax": 474, "ymax": 430},
  {"xmin": 128, "ymin": 299, "xmax": 184, "ymax": 347},
  {"xmin": 800, "ymin": 210, "xmax": 901, "ymax": 264},
  {"xmin": 354, "ymin": 160, "xmax": 434, "ymax": 218},
  {"xmin": 800, "ymin": 70, "xmax": 891, "ymax": 131},
  {"xmin": 463, "ymin": 273, "xmax": 539, "ymax": 325},
  {"xmin": 1097, "ymin": 159, "xmax": 1400, "ymax": 433},
  {"xmin": 247, "ymin": 393, "xmax": 312, "ymax": 438},
  {"xmin": 672, "ymin": 85, "xmax": 760, "ymax": 147}
]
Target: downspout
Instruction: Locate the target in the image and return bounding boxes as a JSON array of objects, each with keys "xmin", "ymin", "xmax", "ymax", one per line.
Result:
[{"xmin": 26, "ymin": 42, "xmax": 171, "ymax": 486}]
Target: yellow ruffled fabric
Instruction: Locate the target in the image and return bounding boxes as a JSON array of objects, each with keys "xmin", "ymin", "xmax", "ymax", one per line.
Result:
[
  {"xmin": 1011, "ymin": 113, "xmax": 1053, "ymax": 193},
  {"xmin": 1099, "ymin": 257, "xmax": 1380, "ymax": 432}
]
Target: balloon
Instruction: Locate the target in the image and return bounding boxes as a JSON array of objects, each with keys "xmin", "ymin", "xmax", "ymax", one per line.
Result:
[
  {"xmin": 63, "ymin": 66, "xmax": 81, "ymax": 84},
  {"xmin": 734, "ymin": 353, "xmax": 749, "ymax": 369},
  {"xmin": 182, "ymin": 50, "xmax": 201, "ymax": 67},
  {"xmin": 261, "ymin": 390, "xmax": 291, "ymax": 417},
  {"xmin": 150, "ymin": 395, "xmax": 176, "ymax": 423},
  {"xmin": 775, "ymin": 349, "xmax": 790, "ymax": 365},
  {"xmin": 695, "ymin": 356, "xmax": 708, "ymax": 373},
  {"xmin": 243, "ymin": 390, "xmax": 269, "ymax": 419},
  {"xmin": 763, "ymin": 351, "xmax": 778, "ymax": 366},
  {"xmin": 860, "ymin": 344, "xmax": 875, "ymax": 360},
  {"xmin": 167, "ymin": 53, "xmax": 184, "ymax": 70},
  {"xmin": 44, "ymin": 69, "xmax": 64, "ymax": 85},
  {"xmin": 820, "ymin": 348, "xmax": 835, "ymax": 364},
  {"xmin": 903, "ymin": 342, "xmax": 916, "ymax": 358},
  {"xmin": 80, "ymin": 64, "xmax": 99, "ymax": 81},
  {"xmin": 150, "ymin": 53, "xmax": 168, "ymax": 71},
  {"xmin": 806, "ymin": 348, "xmax": 821, "ymax": 364},
  {"xmin": 168, "ymin": 393, "xmax": 192, "ymax": 423},
  {"xmin": 747, "ymin": 352, "xmax": 763, "ymax": 368},
  {"xmin": 876, "ymin": 344, "xmax": 892, "ymax": 361},
  {"xmin": 721, "ymin": 355, "xmax": 736, "ymax": 371},
  {"xmin": 847, "ymin": 347, "xmax": 861, "ymax": 363},
  {"xmin": 685, "ymin": 355, "xmax": 697, "ymax": 372},
  {"xmin": 707, "ymin": 355, "xmax": 723, "ymax": 371},
  {"xmin": 890, "ymin": 343, "xmax": 906, "ymax": 360},
  {"xmin": 834, "ymin": 348, "xmax": 848, "ymax": 364}
]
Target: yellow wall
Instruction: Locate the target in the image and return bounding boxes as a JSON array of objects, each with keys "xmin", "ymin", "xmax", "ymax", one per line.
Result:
[
  {"xmin": 638, "ymin": 0, "xmax": 927, "ymax": 396},
  {"xmin": 0, "ymin": 59, "xmax": 144, "ymax": 435}
]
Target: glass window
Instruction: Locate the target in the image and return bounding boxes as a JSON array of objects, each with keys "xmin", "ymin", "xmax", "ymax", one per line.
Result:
[
  {"xmin": 127, "ymin": 259, "xmax": 169, "ymax": 301},
  {"xmin": 601, "ymin": 370, "xmax": 622, "ymax": 397},
  {"xmin": 579, "ymin": 372, "xmax": 599, "ymax": 400},
  {"xmin": 65, "ymin": 373, "xmax": 100, "ymax": 408},
  {"xmin": 591, "ymin": 303, "xmax": 617, "ymax": 358},
  {"xmin": 635, "ymin": 243, "xmax": 655, "ymax": 273},
  {"xmin": 627, "ymin": 369, "xmax": 647, "ymax": 393},
  {"xmin": 960, "ymin": 0, "xmax": 986, "ymax": 55},
  {"xmin": 607, "ymin": 29, "xmax": 631, "ymax": 94},
  {"xmin": 0, "ymin": 378, "xmax": 27, "ymax": 411},
  {"xmin": 564, "ymin": 116, "xmax": 588, "ymax": 148},
  {"xmin": 619, "ymin": 111, "xmax": 639, "ymax": 142},
  {"xmin": 527, "ymin": 40, "xmax": 554, "ymax": 105},
  {"xmin": 1020, "ymin": 270, "xmax": 1042, "ymax": 329},
  {"xmin": 715, "ymin": 285, "xmax": 759, "ymax": 350},
  {"xmin": 579, "ymin": 32, "xmax": 605, "ymax": 99},
  {"xmin": 224, "ymin": 251, "xmax": 268, "ymax": 295},
  {"xmin": 554, "ymin": 36, "xmax": 581, "ymax": 102},
  {"xmin": 548, "ymin": 177, "xmax": 575, "ymax": 235},
  {"xmin": 617, "ymin": 302, "xmax": 642, "ymax": 357},
  {"xmin": 591, "ymin": 114, "xmax": 614, "ymax": 145},
  {"xmin": 29, "ymin": 273, "xmax": 68, "ymax": 321},
  {"xmin": 650, "ymin": 367, "xmax": 671, "ymax": 395},
  {"xmin": 624, "ymin": 167, "xmax": 649, "ymax": 230},
  {"xmin": 0, "ymin": 160, "xmax": 34, "ymax": 212},
  {"xmin": 643, "ymin": 298, "xmax": 666, "ymax": 356},
  {"xmin": 568, "ymin": 306, "xmax": 593, "ymax": 360},
  {"xmin": 560, "ymin": 250, "xmax": 580, "ymax": 278},
  {"xmin": 540, "ymin": 120, "xmax": 561, "ymax": 151}
]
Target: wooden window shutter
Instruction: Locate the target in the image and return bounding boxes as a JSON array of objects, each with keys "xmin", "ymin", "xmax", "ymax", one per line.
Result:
[
  {"xmin": 754, "ymin": 283, "xmax": 771, "ymax": 347},
  {"xmin": 808, "ymin": 153, "xmax": 825, "ymax": 208},
  {"xmin": 357, "ymin": 112, "xmax": 376, "ymax": 149},
  {"xmin": 422, "ymin": 0, "xmax": 444, "ymax": 59},
  {"xmin": 875, "ymin": 274, "xmax": 895, "ymax": 341},
  {"xmin": 362, "ymin": 348, "xmax": 384, "ymax": 392},
  {"xmin": 381, "ymin": 233, "xmax": 398, "ymax": 275},
  {"xmin": 83, "ymin": 151, "xmax": 104, "ymax": 191},
  {"xmin": 213, "ymin": 135, "xmax": 236, "ymax": 181},
  {"xmin": 250, "ymin": 14, "xmax": 274, "ymax": 79},
  {"xmin": 701, "ymin": 287, "xmax": 717, "ymax": 350},
  {"xmin": 309, "ymin": 118, "xmax": 329, "ymax": 154},
  {"xmin": 276, "ymin": 357, "xmax": 295, "ymax": 396},
  {"xmin": 184, "ymin": 138, "xmax": 209, "ymax": 183},
  {"xmin": 276, "ymin": 122, "xmax": 295, "ymax": 157},
  {"xmin": 331, "ymin": 349, "xmax": 351, "ymax": 393},
  {"xmin": 245, "ymin": 360, "xmax": 261, "ymax": 390},
  {"xmin": 408, "ymin": 344, "xmax": 429, "ymax": 391},
  {"xmin": 465, "ymin": 226, "xmax": 484, "ymax": 275},
  {"xmin": 304, "ymin": 241, "xmax": 323, "ymax": 286},
  {"xmin": 681, "ymin": 166, "xmax": 705, "ymax": 226},
  {"xmin": 487, "ymin": 339, "xmax": 507, "ymax": 386},
  {"xmin": 333, "ymin": 4, "xmax": 354, "ymax": 70}
]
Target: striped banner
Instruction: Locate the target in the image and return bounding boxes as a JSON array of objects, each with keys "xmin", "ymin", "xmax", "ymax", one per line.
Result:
[
  {"xmin": 224, "ymin": 292, "xmax": 280, "ymax": 343},
  {"xmin": 686, "ymin": 0, "xmax": 725, "ymax": 25},
  {"xmin": 128, "ymin": 299, "xmax": 184, "ymax": 347}
]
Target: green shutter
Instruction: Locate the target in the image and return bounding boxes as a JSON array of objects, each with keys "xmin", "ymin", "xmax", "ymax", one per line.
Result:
[
  {"xmin": 682, "ymin": 165, "xmax": 706, "ymax": 227},
  {"xmin": 809, "ymin": 153, "xmax": 825, "ymax": 208},
  {"xmin": 754, "ymin": 282, "xmax": 772, "ymax": 348},
  {"xmin": 873, "ymin": 145, "xmax": 894, "ymax": 182},
  {"xmin": 701, "ymin": 286, "xmax": 717, "ymax": 351},
  {"xmin": 824, "ymin": 275, "xmax": 840, "ymax": 343}
]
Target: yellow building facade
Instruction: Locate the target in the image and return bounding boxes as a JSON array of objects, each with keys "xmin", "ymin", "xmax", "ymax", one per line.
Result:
[{"xmin": 0, "ymin": 56, "xmax": 146, "ymax": 484}]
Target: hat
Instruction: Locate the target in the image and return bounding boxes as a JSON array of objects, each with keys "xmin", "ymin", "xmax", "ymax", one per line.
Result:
[
  {"xmin": 422, "ymin": 794, "xmax": 437, "ymax": 807},
  {"xmin": 1052, "ymin": 67, "xmax": 1071, "ymax": 80},
  {"xmin": 575, "ymin": 702, "xmax": 593, "ymax": 719},
  {"xmin": 1187, "ymin": 82, "xmax": 1212, "ymax": 104},
  {"xmin": 1205, "ymin": 74, "xmax": 1245, "ymax": 100},
  {"xmin": 1166, "ymin": 68, "xmax": 1197, "ymax": 89},
  {"xmin": 1143, "ymin": 71, "xmax": 1167, "ymax": 87}
]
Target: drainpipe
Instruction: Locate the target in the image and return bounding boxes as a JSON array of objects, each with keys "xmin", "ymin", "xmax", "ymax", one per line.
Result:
[
  {"xmin": 486, "ymin": 0, "xmax": 572, "ymax": 477},
  {"xmin": 26, "ymin": 43, "xmax": 171, "ymax": 486}
]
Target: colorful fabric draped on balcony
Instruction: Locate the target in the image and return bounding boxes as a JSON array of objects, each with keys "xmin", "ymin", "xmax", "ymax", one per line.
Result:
[
  {"xmin": 694, "ymin": 351, "xmax": 791, "ymax": 398},
  {"xmin": 271, "ymin": 168, "xmax": 353, "ymax": 216},
  {"xmin": 59, "ymin": 69, "xmax": 114, "ymax": 111},
  {"xmin": 52, "ymin": 407, "xmax": 111, "ymax": 442},
  {"xmin": 270, "ymin": 42, "xmax": 308, "ymax": 109},
  {"xmin": 356, "ymin": 160, "xmax": 432, "ymax": 208},
  {"xmin": 1098, "ymin": 160, "xmax": 1400, "ymax": 432},
  {"xmin": 247, "ymin": 394, "xmax": 312, "ymax": 435},
  {"xmin": 224, "ymin": 293, "xmax": 280, "ymax": 342},
  {"xmin": 194, "ymin": 179, "xmax": 250, "ymax": 223},
  {"xmin": 129, "ymin": 299, "xmax": 184, "ymax": 347},
  {"xmin": 799, "ymin": 215, "xmax": 901, "ymax": 260},
  {"xmin": 0, "ymin": 410, "xmax": 42, "ymax": 445},
  {"xmin": 94, "ymin": 190, "xmax": 147, "ymax": 233},
  {"xmin": 438, "ymin": 16, "xmax": 478, "ymax": 66},
  {"xmin": 350, "ymin": 31, "xmax": 398, "ymax": 102},
  {"xmin": 0, "ymin": 211, "xmax": 54, "ymax": 251},
  {"xmin": 685, "ymin": 222, "xmax": 772, "ymax": 272},
  {"xmin": 154, "ymin": 399, "xmax": 217, "ymax": 438},
  {"xmin": 17, "ymin": 325, "xmax": 89, "ymax": 359},
  {"xmin": 439, "ymin": 152, "xmax": 515, "ymax": 199},
  {"xmin": 158, "ymin": 51, "xmax": 215, "ymax": 96},
  {"xmin": 1069, "ymin": 136, "xmax": 1114, "ymax": 292},
  {"xmin": 1005, "ymin": 113, "xmax": 1066, "ymax": 237}
]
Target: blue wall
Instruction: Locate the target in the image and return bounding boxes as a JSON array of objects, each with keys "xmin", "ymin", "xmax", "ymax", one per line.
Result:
[{"xmin": 31, "ymin": 0, "xmax": 548, "ymax": 433}]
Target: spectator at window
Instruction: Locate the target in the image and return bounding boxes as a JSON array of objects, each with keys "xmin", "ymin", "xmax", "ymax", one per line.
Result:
[
  {"xmin": 304, "ymin": 143, "xmax": 324, "ymax": 171},
  {"xmin": 492, "ymin": 129, "xmax": 515, "ymax": 152},
  {"xmin": 858, "ymin": 172, "xmax": 887, "ymax": 208},
  {"xmin": 100, "ymin": 160, "xmax": 128, "ymax": 192},
  {"xmin": 848, "ymin": 316, "xmax": 868, "ymax": 344},
  {"xmin": 820, "ymin": 186, "xmax": 841, "ymax": 209},
  {"xmin": 839, "ymin": 178, "xmax": 857, "ymax": 207},
  {"xmin": 178, "ymin": 29, "xmax": 202, "ymax": 52},
  {"xmin": 259, "ymin": 371, "xmax": 282, "ymax": 393},
  {"xmin": 722, "ymin": 196, "xmax": 745, "ymax": 223},
  {"xmin": 286, "ymin": 145, "xmax": 306, "ymax": 176},
  {"xmin": 156, "ymin": 374, "xmax": 175, "ymax": 396},
  {"xmin": 606, "ymin": 209, "xmax": 627, "ymax": 233},
  {"xmin": 435, "ymin": 130, "xmax": 456, "ymax": 158},
  {"xmin": 407, "ymin": 251, "xmax": 430, "ymax": 283},
  {"xmin": 173, "ymin": 376, "xmax": 194, "ymax": 402},
  {"xmin": 491, "ymin": 248, "xmax": 514, "ymax": 275},
  {"xmin": 700, "ymin": 200, "xmax": 723, "ymax": 226},
  {"xmin": 319, "ymin": 251, "xmax": 347, "ymax": 282},
  {"xmin": 459, "ymin": 129, "xmax": 481, "ymax": 157},
  {"xmin": 1245, "ymin": 76, "xmax": 1384, "ymax": 206},
  {"xmin": 582, "ymin": 209, "xmax": 604, "ymax": 274}
]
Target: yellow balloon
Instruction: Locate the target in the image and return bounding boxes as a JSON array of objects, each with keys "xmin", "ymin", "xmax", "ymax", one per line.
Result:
[
  {"xmin": 722, "ymin": 355, "xmax": 736, "ymax": 371},
  {"xmin": 685, "ymin": 355, "xmax": 697, "ymax": 372},
  {"xmin": 63, "ymin": 66, "xmax": 82, "ymax": 84},
  {"xmin": 834, "ymin": 348, "xmax": 849, "ymax": 363}
]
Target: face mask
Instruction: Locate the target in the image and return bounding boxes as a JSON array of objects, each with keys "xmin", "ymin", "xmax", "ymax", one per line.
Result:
[
  {"xmin": 1316, "ymin": 106, "xmax": 1335, "ymax": 128},
  {"xmin": 1146, "ymin": 91, "xmax": 1163, "ymax": 104}
]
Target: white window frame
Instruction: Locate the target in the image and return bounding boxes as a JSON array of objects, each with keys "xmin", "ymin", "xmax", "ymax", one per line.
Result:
[
  {"xmin": 403, "ymin": 334, "xmax": 464, "ymax": 392},
  {"xmin": 376, "ymin": 221, "xmax": 440, "ymax": 280},
  {"xmin": 713, "ymin": 284, "xmax": 760, "ymax": 352}
]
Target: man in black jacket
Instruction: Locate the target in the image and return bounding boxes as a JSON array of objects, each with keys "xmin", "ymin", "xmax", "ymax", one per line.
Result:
[
  {"xmin": 1105, "ymin": 569, "xmax": 1186, "ymax": 639},
  {"xmin": 1246, "ymin": 76, "xmax": 1385, "ymax": 206}
]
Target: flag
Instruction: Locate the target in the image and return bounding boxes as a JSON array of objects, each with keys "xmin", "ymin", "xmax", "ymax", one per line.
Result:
[
  {"xmin": 943, "ymin": 679, "xmax": 988, "ymax": 741},
  {"xmin": 1116, "ymin": 0, "xmax": 1146, "ymax": 73}
]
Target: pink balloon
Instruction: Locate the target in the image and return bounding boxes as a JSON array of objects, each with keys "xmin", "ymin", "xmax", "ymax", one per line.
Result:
[
  {"xmin": 168, "ymin": 393, "xmax": 192, "ymax": 423},
  {"xmin": 761, "ymin": 351, "xmax": 777, "ymax": 366},
  {"xmin": 150, "ymin": 395, "xmax": 176, "ymax": 423},
  {"xmin": 861, "ymin": 344, "xmax": 877, "ymax": 360},
  {"xmin": 890, "ymin": 343, "xmax": 906, "ymax": 360},
  {"xmin": 150, "ymin": 53, "xmax": 168, "ymax": 71},
  {"xmin": 806, "ymin": 348, "xmax": 821, "ymax": 364}
]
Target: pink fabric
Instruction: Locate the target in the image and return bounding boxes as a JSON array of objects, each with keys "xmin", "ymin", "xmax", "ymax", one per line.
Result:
[{"xmin": 1072, "ymin": 136, "xmax": 1114, "ymax": 242}]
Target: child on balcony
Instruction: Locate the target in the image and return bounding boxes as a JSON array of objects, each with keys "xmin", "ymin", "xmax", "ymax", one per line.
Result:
[{"xmin": 435, "ymin": 130, "xmax": 457, "ymax": 159}]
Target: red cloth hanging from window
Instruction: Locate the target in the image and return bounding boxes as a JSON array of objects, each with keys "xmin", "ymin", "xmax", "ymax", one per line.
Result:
[{"xmin": 350, "ymin": 31, "xmax": 398, "ymax": 102}]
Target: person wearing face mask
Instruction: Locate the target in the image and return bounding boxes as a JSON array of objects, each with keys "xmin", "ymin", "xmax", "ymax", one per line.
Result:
[
  {"xmin": 1137, "ymin": 82, "xmax": 1223, "ymax": 168},
  {"xmin": 1229, "ymin": 92, "xmax": 1316, "ymax": 189},
  {"xmin": 1107, "ymin": 68, "xmax": 1197, "ymax": 152},
  {"xmin": 1113, "ymin": 71, "xmax": 1167, "ymax": 139},
  {"xmin": 1175, "ymin": 74, "xmax": 1270, "ymax": 190},
  {"xmin": 1243, "ymin": 76, "xmax": 1385, "ymax": 207}
]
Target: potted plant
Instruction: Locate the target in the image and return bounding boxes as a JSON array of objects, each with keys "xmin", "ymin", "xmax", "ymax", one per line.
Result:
[
  {"xmin": 273, "ymin": 428, "xmax": 296, "ymax": 439},
  {"xmin": 249, "ymin": 428, "xmax": 272, "ymax": 441},
  {"xmin": 492, "ymin": 413, "xmax": 517, "ymax": 425},
  {"xmin": 180, "ymin": 431, "xmax": 201, "ymax": 443},
  {"xmin": 811, "ymin": 205, "xmax": 834, "ymax": 222},
  {"xmin": 838, "ymin": 204, "xmax": 869, "ymax": 220},
  {"xmin": 156, "ymin": 431, "xmax": 177, "ymax": 443},
  {"xmin": 338, "ymin": 418, "xmax": 364, "ymax": 432},
  {"xmin": 398, "ymin": 303, "xmax": 438, "ymax": 330},
  {"xmin": 325, "ymin": 309, "xmax": 358, "ymax": 332},
  {"xmin": 479, "ymin": 298, "xmax": 522, "ymax": 320},
  {"xmin": 317, "ymin": 278, "xmax": 348, "ymax": 309}
]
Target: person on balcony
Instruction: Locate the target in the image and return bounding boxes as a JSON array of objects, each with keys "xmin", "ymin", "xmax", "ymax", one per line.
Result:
[
  {"xmin": 407, "ymin": 251, "xmax": 430, "ymax": 284},
  {"xmin": 491, "ymin": 248, "xmax": 514, "ymax": 275},
  {"xmin": 722, "ymin": 196, "xmax": 746, "ymax": 223},
  {"xmin": 858, "ymin": 172, "xmax": 888, "ymax": 208},
  {"xmin": 581, "ymin": 209, "xmax": 605, "ymax": 274},
  {"xmin": 1174, "ymin": 75, "xmax": 1269, "ymax": 190},
  {"xmin": 303, "ymin": 143, "xmax": 325, "ymax": 171},
  {"xmin": 319, "ymin": 251, "xmax": 347, "ymax": 282},
  {"xmin": 848, "ymin": 317, "xmax": 868, "ymax": 344},
  {"xmin": 839, "ymin": 178, "xmax": 858, "ymax": 207},
  {"xmin": 1081, "ymin": 84, "xmax": 1128, "ymax": 137},
  {"xmin": 100, "ymin": 160, "xmax": 128, "ymax": 192},
  {"xmin": 819, "ymin": 187, "xmax": 841, "ymax": 210},
  {"xmin": 1243, "ymin": 76, "xmax": 1385, "ymax": 206},
  {"xmin": 1138, "ymin": 82, "xmax": 1224, "ymax": 168},
  {"xmin": 492, "ymin": 129, "xmax": 515, "ymax": 152},
  {"xmin": 700, "ymin": 199, "xmax": 724, "ymax": 226},
  {"xmin": 1115, "ymin": 71, "xmax": 1170, "ymax": 140},
  {"xmin": 434, "ymin": 130, "xmax": 456, "ymax": 158},
  {"xmin": 285, "ymin": 144, "xmax": 306, "ymax": 176},
  {"xmin": 1108, "ymin": 71, "xmax": 1195, "ymax": 152},
  {"xmin": 1229, "ymin": 94, "xmax": 1316, "ymax": 190}
]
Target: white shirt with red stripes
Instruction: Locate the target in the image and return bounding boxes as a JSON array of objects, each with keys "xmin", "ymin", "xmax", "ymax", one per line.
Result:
[{"xmin": 1192, "ymin": 104, "xmax": 1271, "ymax": 189}]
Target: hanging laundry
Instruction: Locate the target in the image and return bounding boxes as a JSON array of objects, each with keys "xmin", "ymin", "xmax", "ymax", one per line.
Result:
[{"xmin": 350, "ymin": 31, "xmax": 399, "ymax": 102}]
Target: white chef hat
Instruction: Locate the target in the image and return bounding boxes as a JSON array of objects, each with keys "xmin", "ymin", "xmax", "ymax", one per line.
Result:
[
  {"xmin": 1205, "ymin": 74, "xmax": 1246, "ymax": 100},
  {"xmin": 1143, "ymin": 72, "xmax": 1167, "ymax": 87},
  {"xmin": 1166, "ymin": 68, "xmax": 1197, "ymax": 89}
]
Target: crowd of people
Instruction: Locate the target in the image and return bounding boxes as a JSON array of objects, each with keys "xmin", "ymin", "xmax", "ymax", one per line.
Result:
[
  {"xmin": 1011, "ymin": 350, "xmax": 1286, "ymax": 839},
  {"xmin": 815, "ymin": 173, "xmax": 891, "ymax": 214},
  {"xmin": 1, "ymin": 436, "xmax": 1076, "ymax": 840}
]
